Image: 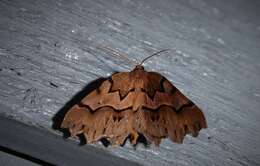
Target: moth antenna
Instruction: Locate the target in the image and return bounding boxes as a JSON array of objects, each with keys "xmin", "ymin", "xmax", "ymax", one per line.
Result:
[
  {"xmin": 97, "ymin": 45, "xmax": 136, "ymax": 66},
  {"xmin": 140, "ymin": 49, "xmax": 173, "ymax": 66}
]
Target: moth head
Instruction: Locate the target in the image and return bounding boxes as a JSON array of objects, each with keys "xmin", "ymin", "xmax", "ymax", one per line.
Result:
[{"xmin": 133, "ymin": 65, "xmax": 144, "ymax": 71}]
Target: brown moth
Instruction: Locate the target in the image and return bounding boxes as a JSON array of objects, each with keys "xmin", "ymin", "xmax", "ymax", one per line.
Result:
[{"xmin": 60, "ymin": 49, "xmax": 207, "ymax": 146}]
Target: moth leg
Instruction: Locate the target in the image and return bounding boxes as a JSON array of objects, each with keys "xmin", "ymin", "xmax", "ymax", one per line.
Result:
[{"xmin": 130, "ymin": 130, "xmax": 139, "ymax": 145}]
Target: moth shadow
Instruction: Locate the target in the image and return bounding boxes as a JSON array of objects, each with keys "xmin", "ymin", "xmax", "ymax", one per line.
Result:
[{"xmin": 52, "ymin": 77, "xmax": 107, "ymax": 144}]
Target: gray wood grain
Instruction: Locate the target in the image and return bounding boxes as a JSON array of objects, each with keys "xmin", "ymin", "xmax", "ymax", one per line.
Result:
[
  {"xmin": 0, "ymin": 0, "xmax": 260, "ymax": 165},
  {"xmin": 0, "ymin": 114, "xmax": 139, "ymax": 166}
]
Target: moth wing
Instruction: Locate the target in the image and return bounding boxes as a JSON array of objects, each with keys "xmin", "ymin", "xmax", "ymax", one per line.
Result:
[
  {"xmin": 61, "ymin": 105, "xmax": 134, "ymax": 145},
  {"xmin": 134, "ymin": 72, "xmax": 207, "ymax": 144},
  {"xmin": 80, "ymin": 72, "xmax": 136, "ymax": 111},
  {"xmin": 61, "ymin": 72, "xmax": 136, "ymax": 145}
]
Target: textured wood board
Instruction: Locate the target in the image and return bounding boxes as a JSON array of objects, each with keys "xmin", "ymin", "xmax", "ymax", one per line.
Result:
[{"xmin": 0, "ymin": 0, "xmax": 260, "ymax": 165}]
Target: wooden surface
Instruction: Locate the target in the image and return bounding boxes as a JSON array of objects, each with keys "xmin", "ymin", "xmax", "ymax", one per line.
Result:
[
  {"xmin": 0, "ymin": 0, "xmax": 260, "ymax": 165},
  {"xmin": 0, "ymin": 115, "xmax": 139, "ymax": 166}
]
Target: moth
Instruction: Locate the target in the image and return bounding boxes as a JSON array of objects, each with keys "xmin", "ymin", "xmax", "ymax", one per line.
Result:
[{"xmin": 60, "ymin": 49, "xmax": 207, "ymax": 146}]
